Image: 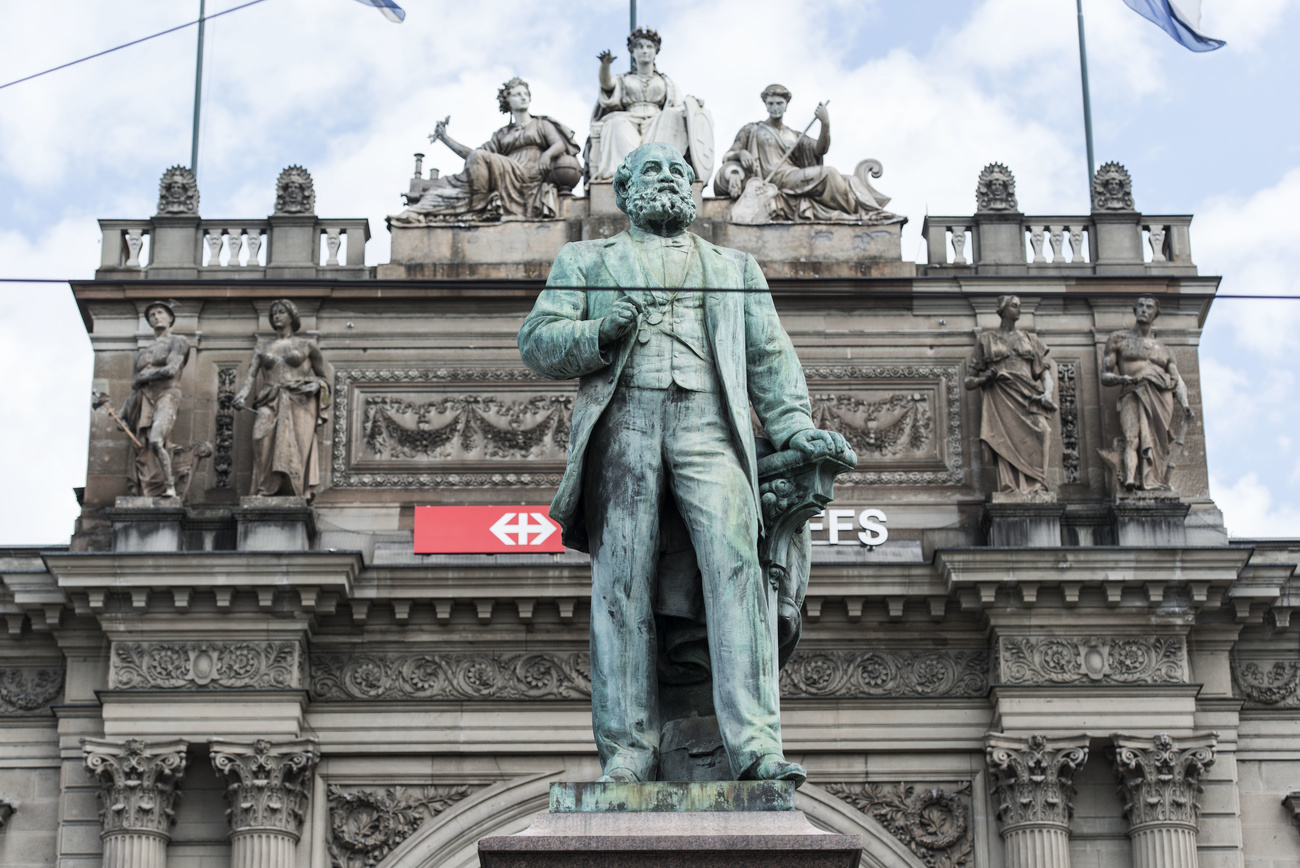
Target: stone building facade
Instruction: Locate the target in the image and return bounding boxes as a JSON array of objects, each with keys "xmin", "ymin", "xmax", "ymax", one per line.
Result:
[{"xmin": 0, "ymin": 160, "xmax": 1297, "ymax": 868}]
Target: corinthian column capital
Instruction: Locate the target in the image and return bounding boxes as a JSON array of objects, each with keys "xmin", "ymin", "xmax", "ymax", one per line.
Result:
[
  {"xmin": 210, "ymin": 738, "xmax": 320, "ymax": 839},
  {"xmin": 985, "ymin": 732, "xmax": 1090, "ymax": 831},
  {"xmin": 81, "ymin": 738, "xmax": 189, "ymax": 838},
  {"xmin": 1110, "ymin": 732, "xmax": 1218, "ymax": 832}
]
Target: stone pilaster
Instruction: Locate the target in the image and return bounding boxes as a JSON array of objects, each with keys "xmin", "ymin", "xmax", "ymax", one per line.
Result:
[
  {"xmin": 1110, "ymin": 732, "xmax": 1218, "ymax": 868},
  {"xmin": 211, "ymin": 738, "xmax": 320, "ymax": 868},
  {"xmin": 985, "ymin": 733, "xmax": 1090, "ymax": 868},
  {"xmin": 81, "ymin": 737, "xmax": 189, "ymax": 868}
]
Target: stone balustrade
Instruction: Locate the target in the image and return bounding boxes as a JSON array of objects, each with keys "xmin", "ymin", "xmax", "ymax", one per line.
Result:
[
  {"xmin": 921, "ymin": 213, "xmax": 1194, "ymax": 274},
  {"xmin": 97, "ymin": 215, "xmax": 369, "ymax": 279}
]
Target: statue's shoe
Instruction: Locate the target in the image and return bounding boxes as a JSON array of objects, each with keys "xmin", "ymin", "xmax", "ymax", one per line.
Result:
[
  {"xmin": 596, "ymin": 767, "xmax": 640, "ymax": 783},
  {"xmin": 743, "ymin": 755, "xmax": 807, "ymax": 788}
]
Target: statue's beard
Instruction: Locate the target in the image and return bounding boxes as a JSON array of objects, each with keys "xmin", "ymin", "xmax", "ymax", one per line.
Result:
[{"xmin": 625, "ymin": 183, "xmax": 696, "ymax": 234}]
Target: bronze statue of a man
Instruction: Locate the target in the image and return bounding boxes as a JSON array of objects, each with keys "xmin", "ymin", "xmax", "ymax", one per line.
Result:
[
  {"xmin": 121, "ymin": 301, "xmax": 189, "ymax": 498},
  {"xmin": 1101, "ymin": 296, "xmax": 1191, "ymax": 491},
  {"xmin": 518, "ymin": 142, "xmax": 848, "ymax": 787}
]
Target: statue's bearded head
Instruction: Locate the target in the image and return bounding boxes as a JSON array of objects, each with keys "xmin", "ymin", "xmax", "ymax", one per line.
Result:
[{"xmin": 615, "ymin": 143, "xmax": 697, "ymax": 236}]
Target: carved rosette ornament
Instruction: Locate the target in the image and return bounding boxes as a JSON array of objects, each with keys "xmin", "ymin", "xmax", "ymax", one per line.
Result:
[
  {"xmin": 82, "ymin": 738, "xmax": 189, "ymax": 868},
  {"xmin": 1091, "ymin": 161, "xmax": 1135, "ymax": 212},
  {"xmin": 985, "ymin": 733, "xmax": 1089, "ymax": 868},
  {"xmin": 975, "ymin": 163, "xmax": 1017, "ymax": 212},
  {"xmin": 156, "ymin": 166, "xmax": 199, "ymax": 216},
  {"xmin": 274, "ymin": 165, "xmax": 316, "ymax": 215},
  {"xmin": 1110, "ymin": 732, "xmax": 1217, "ymax": 868},
  {"xmin": 211, "ymin": 738, "xmax": 319, "ymax": 868}
]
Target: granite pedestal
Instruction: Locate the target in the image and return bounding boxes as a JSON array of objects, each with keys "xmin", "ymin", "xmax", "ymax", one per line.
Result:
[{"xmin": 478, "ymin": 781, "xmax": 862, "ymax": 868}]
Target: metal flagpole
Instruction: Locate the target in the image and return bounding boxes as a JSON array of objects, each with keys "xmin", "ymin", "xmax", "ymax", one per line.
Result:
[
  {"xmin": 630, "ymin": 0, "xmax": 636, "ymax": 32},
  {"xmin": 1076, "ymin": 0, "xmax": 1096, "ymax": 191},
  {"xmin": 190, "ymin": 0, "xmax": 207, "ymax": 174}
]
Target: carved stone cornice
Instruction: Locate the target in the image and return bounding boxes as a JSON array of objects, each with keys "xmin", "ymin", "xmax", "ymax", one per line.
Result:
[
  {"xmin": 82, "ymin": 738, "xmax": 189, "ymax": 837},
  {"xmin": 0, "ymin": 666, "xmax": 64, "ymax": 714},
  {"xmin": 1110, "ymin": 732, "xmax": 1217, "ymax": 831},
  {"xmin": 985, "ymin": 733, "xmax": 1089, "ymax": 831},
  {"xmin": 210, "ymin": 738, "xmax": 319, "ymax": 838},
  {"xmin": 309, "ymin": 650, "xmax": 591, "ymax": 701},
  {"xmin": 327, "ymin": 784, "xmax": 475, "ymax": 868},
  {"xmin": 780, "ymin": 649, "xmax": 988, "ymax": 699},
  {"xmin": 997, "ymin": 636, "xmax": 1187, "ymax": 686},
  {"xmin": 1284, "ymin": 792, "xmax": 1300, "ymax": 830},
  {"xmin": 823, "ymin": 781, "xmax": 972, "ymax": 868},
  {"xmin": 111, "ymin": 641, "xmax": 304, "ymax": 690}
]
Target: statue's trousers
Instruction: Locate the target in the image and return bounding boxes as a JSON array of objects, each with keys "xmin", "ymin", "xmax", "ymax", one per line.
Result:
[{"xmin": 583, "ymin": 383, "xmax": 783, "ymax": 781}]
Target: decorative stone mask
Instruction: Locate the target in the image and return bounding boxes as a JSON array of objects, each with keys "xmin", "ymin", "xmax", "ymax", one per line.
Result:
[
  {"xmin": 156, "ymin": 166, "xmax": 199, "ymax": 216},
  {"xmin": 1092, "ymin": 161, "xmax": 1135, "ymax": 211},
  {"xmin": 274, "ymin": 165, "xmax": 316, "ymax": 215},
  {"xmin": 975, "ymin": 163, "xmax": 1017, "ymax": 213}
]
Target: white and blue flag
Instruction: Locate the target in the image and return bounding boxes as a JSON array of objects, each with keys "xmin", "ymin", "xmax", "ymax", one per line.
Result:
[
  {"xmin": 1122, "ymin": 0, "xmax": 1225, "ymax": 51},
  {"xmin": 352, "ymin": 0, "xmax": 406, "ymax": 23}
]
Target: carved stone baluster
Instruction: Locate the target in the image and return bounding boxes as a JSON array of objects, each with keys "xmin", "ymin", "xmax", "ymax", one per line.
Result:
[
  {"xmin": 1147, "ymin": 226, "xmax": 1167, "ymax": 262},
  {"xmin": 1068, "ymin": 227, "xmax": 1084, "ymax": 262},
  {"xmin": 1029, "ymin": 226, "xmax": 1046, "ymax": 263},
  {"xmin": 325, "ymin": 229, "xmax": 342, "ymax": 266},
  {"xmin": 227, "ymin": 230, "xmax": 243, "ymax": 267},
  {"xmin": 951, "ymin": 226, "xmax": 968, "ymax": 265},
  {"xmin": 205, "ymin": 231, "xmax": 223, "ymax": 267},
  {"xmin": 82, "ymin": 738, "xmax": 189, "ymax": 868},
  {"xmin": 124, "ymin": 230, "xmax": 145, "ymax": 268},
  {"xmin": 1048, "ymin": 226, "xmax": 1064, "ymax": 262},
  {"xmin": 211, "ymin": 738, "xmax": 320, "ymax": 868},
  {"xmin": 246, "ymin": 231, "xmax": 263, "ymax": 266},
  {"xmin": 1110, "ymin": 733, "xmax": 1217, "ymax": 868},
  {"xmin": 985, "ymin": 733, "xmax": 1089, "ymax": 868}
]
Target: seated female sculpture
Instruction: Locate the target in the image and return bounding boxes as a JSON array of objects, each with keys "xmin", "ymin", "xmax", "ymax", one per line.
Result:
[
  {"xmin": 390, "ymin": 78, "xmax": 580, "ymax": 224},
  {"xmin": 586, "ymin": 27, "xmax": 714, "ymax": 185},
  {"xmin": 964, "ymin": 295, "xmax": 1057, "ymax": 495},
  {"xmin": 232, "ymin": 299, "xmax": 329, "ymax": 499},
  {"xmin": 716, "ymin": 84, "xmax": 898, "ymax": 223}
]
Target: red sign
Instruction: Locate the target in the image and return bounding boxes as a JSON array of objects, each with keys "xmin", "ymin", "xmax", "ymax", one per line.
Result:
[{"xmin": 414, "ymin": 506, "xmax": 565, "ymax": 554}]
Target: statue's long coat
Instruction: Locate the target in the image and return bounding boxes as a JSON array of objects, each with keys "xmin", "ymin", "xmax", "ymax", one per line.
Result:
[{"xmin": 517, "ymin": 229, "xmax": 815, "ymax": 552}]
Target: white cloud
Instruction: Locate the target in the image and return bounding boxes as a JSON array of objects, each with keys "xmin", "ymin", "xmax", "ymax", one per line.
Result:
[{"xmin": 1213, "ymin": 472, "xmax": 1300, "ymax": 539}]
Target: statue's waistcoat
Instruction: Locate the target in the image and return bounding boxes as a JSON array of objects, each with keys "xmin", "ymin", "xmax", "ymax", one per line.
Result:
[{"xmin": 620, "ymin": 290, "xmax": 721, "ymax": 393}]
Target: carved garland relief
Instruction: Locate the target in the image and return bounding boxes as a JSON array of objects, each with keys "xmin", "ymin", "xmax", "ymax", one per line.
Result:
[
  {"xmin": 0, "ymin": 666, "xmax": 64, "ymax": 714},
  {"xmin": 332, "ymin": 364, "xmax": 964, "ymax": 488},
  {"xmin": 327, "ymin": 784, "xmax": 475, "ymax": 868},
  {"xmin": 780, "ymin": 649, "xmax": 988, "ymax": 699},
  {"xmin": 997, "ymin": 636, "xmax": 1187, "ymax": 685},
  {"xmin": 1056, "ymin": 361, "xmax": 1081, "ymax": 484},
  {"xmin": 1232, "ymin": 652, "xmax": 1300, "ymax": 707},
  {"xmin": 110, "ymin": 641, "xmax": 304, "ymax": 689},
  {"xmin": 824, "ymin": 781, "xmax": 973, "ymax": 868}
]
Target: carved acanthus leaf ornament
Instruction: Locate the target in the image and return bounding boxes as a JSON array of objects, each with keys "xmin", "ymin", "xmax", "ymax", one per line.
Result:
[
  {"xmin": 985, "ymin": 733, "xmax": 1089, "ymax": 830},
  {"xmin": 327, "ymin": 784, "xmax": 474, "ymax": 868},
  {"xmin": 82, "ymin": 738, "xmax": 189, "ymax": 836},
  {"xmin": 825, "ymin": 781, "xmax": 972, "ymax": 868},
  {"xmin": 780, "ymin": 650, "xmax": 988, "ymax": 699},
  {"xmin": 110, "ymin": 641, "xmax": 303, "ymax": 689},
  {"xmin": 1110, "ymin": 732, "xmax": 1217, "ymax": 830},
  {"xmin": 998, "ymin": 636, "xmax": 1187, "ymax": 685},
  {"xmin": 211, "ymin": 739, "xmax": 320, "ymax": 837},
  {"xmin": 310, "ymin": 650, "xmax": 592, "ymax": 701}
]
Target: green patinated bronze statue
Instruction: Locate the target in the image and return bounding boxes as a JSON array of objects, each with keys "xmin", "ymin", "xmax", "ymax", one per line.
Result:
[{"xmin": 518, "ymin": 142, "xmax": 854, "ymax": 788}]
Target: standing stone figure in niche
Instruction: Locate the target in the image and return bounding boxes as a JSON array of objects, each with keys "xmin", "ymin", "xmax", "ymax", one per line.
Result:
[
  {"xmin": 232, "ymin": 299, "xmax": 329, "ymax": 499},
  {"xmin": 964, "ymin": 295, "xmax": 1057, "ymax": 495},
  {"xmin": 518, "ymin": 142, "xmax": 852, "ymax": 787},
  {"xmin": 586, "ymin": 28, "xmax": 714, "ymax": 185},
  {"xmin": 1101, "ymin": 296, "xmax": 1191, "ymax": 492},
  {"xmin": 389, "ymin": 78, "xmax": 581, "ymax": 225},
  {"xmin": 715, "ymin": 84, "xmax": 898, "ymax": 224},
  {"xmin": 120, "ymin": 301, "xmax": 190, "ymax": 498}
]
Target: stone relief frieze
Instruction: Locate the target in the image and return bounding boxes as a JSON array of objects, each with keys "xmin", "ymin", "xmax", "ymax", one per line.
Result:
[
  {"xmin": 779, "ymin": 649, "xmax": 988, "ymax": 699},
  {"xmin": 824, "ymin": 781, "xmax": 972, "ymax": 868},
  {"xmin": 803, "ymin": 365, "xmax": 963, "ymax": 485},
  {"xmin": 1232, "ymin": 653, "xmax": 1300, "ymax": 707},
  {"xmin": 110, "ymin": 641, "xmax": 303, "ymax": 690},
  {"xmin": 998, "ymin": 636, "xmax": 1187, "ymax": 686},
  {"xmin": 327, "ymin": 784, "xmax": 475, "ymax": 868},
  {"xmin": 362, "ymin": 394, "xmax": 571, "ymax": 461},
  {"xmin": 309, "ymin": 651, "xmax": 592, "ymax": 701},
  {"xmin": 213, "ymin": 365, "xmax": 237, "ymax": 489},
  {"xmin": 1056, "ymin": 361, "xmax": 1081, "ymax": 484},
  {"xmin": 0, "ymin": 666, "xmax": 64, "ymax": 714}
]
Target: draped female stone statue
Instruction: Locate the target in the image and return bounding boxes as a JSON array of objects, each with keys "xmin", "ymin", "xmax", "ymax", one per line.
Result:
[
  {"xmin": 232, "ymin": 299, "xmax": 329, "ymax": 499},
  {"xmin": 390, "ymin": 78, "xmax": 580, "ymax": 224},
  {"xmin": 586, "ymin": 27, "xmax": 714, "ymax": 185},
  {"xmin": 965, "ymin": 295, "xmax": 1057, "ymax": 495}
]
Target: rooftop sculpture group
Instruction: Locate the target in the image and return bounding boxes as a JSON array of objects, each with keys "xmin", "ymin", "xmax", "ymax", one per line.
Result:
[{"xmin": 388, "ymin": 28, "xmax": 900, "ymax": 227}]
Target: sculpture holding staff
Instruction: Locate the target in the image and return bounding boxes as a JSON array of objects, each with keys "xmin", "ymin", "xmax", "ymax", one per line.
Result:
[
  {"xmin": 1101, "ymin": 296, "xmax": 1191, "ymax": 492},
  {"xmin": 519, "ymin": 142, "xmax": 853, "ymax": 786},
  {"xmin": 964, "ymin": 295, "xmax": 1057, "ymax": 495},
  {"xmin": 232, "ymin": 299, "xmax": 329, "ymax": 499},
  {"xmin": 118, "ymin": 301, "xmax": 190, "ymax": 498},
  {"xmin": 586, "ymin": 28, "xmax": 714, "ymax": 185}
]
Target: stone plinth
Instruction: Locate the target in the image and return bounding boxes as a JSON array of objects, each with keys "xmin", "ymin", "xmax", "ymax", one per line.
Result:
[
  {"xmin": 234, "ymin": 496, "xmax": 315, "ymax": 551},
  {"xmin": 1112, "ymin": 499, "xmax": 1190, "ymax": 547},
  {"xmin": 987, "ymin": 500, "xmax": 1065, "ymax": 547},
  {"xmin": 107, "ymin": 497, "xmax": 185, "ymax": 552},
  {"xmin": 478, "ymin": 781, "xmax": 862, "ymax": 868}
]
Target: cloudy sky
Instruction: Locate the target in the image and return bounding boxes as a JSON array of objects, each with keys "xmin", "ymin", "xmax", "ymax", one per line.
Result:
[{"xmin": 1, "ymin": 0, "xmax": 1296, "ymax": 544}]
